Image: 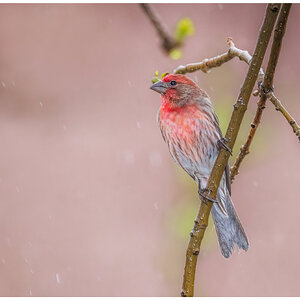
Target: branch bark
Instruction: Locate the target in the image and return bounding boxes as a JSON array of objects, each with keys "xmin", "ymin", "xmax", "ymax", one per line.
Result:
[
  {"xmin": 181, "ymin": 4, "xmax": 281, "ymax": 297},
  {"xmin": 173, "ymin": 7, "xmax": 299, "ymax": 184},
  {"xmin": 140, "ymin": 4, "xmax": 179, "ymax": 53},
  {"xmin": 230, "ymin": 3, "xmax": 293, "ymax": 182},
  {"xmin": 264, "ymin": 4, "xmax": 291, "ymax": 89},
  {"xmin": 267, "ymin": 92, "xmax": 300, "ymax": 140},
  {"xmin": 174, "ymin": 38, "xmax": 265, "ymax": 83}
]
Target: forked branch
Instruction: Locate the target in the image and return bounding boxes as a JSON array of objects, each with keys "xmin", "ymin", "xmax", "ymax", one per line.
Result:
[
  {"xmin": 230, "ymin": 3, "xmax": 294, "ymax": 182},
  {"xmin": 173, "ymin": 8, "xmax": 299, "ymax": 183},
  {"xmin": 267, "ymin": 92, "xmax": 300, "ymax": 140},
  {"xmin": 181, "ymin": 4, "xmax": 281, "ymax": 297}
]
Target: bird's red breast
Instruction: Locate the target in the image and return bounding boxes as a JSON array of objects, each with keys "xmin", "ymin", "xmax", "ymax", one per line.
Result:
[
  {"xmin": 158, "ymin": 92, "xmax": 221, "ymax": 171},
  {"xmin": 159, "ymin": 99, "xmax": 208, "ymax": 144}
]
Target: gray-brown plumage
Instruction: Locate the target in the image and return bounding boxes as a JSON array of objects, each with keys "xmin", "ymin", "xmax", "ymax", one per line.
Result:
[{"xmin": 151, "ymin": 74, "xmax": 249, "ymax": 258}]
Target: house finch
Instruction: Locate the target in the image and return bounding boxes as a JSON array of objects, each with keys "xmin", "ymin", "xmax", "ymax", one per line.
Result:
[{"xmin": 150, "ymin": 74, "xmax": 249, "ymax": 258}]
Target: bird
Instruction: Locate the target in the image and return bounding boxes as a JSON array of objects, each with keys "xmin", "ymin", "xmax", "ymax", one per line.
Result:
[{"xmin": 150, "ymin": 74, "xmax": 249, "ymax": 258}]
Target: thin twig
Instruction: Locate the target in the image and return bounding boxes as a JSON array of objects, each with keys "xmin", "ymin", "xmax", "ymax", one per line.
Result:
[
  {"xmin": 268, "ymin": 92, "xmax": 300, "ymax": 140},
  {"xmin": 181, "ymin": 4, "xmax": 281, "ymax": 297},
  {"xmin": 230, "ymin": 91, "xmax": 267, "ymax": 183},
  {"xmin": 174, "ymin": 50, "xmax": 235, "ymax": 74},
  {"xmin": 230, "ymin": 3, "xmax": 293, "ymax": 182},
  {"xmin": 140, "ymin": 3, "xmax": 179, "ymax": 53},
  {"xmin": 174, "ymin": 38, "xmax": 264, "ymax": 82}
]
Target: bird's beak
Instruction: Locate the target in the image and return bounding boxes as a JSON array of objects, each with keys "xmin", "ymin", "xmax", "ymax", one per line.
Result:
[{"xmin": 150, "ymin": 80, "xmax": 168, "ymax": 94}]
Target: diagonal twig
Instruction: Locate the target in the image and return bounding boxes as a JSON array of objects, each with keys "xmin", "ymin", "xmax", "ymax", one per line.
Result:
[
  {"xmin": 174, "ymin": 38, "xmax": 265, "ymax": 82},
  {"xmin": 181, "ymin": 4, "xmax": 281, "ymax": 297},
  {"xmin": 140, "ymin": 3, "xmax": 179, "ymax": 53},
  {"xmin": 268, "ymin": 92, "xmax": 300, "ymax": 140}
]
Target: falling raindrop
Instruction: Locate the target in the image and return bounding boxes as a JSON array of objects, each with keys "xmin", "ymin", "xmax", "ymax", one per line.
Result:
[
  {"xmin": 136, "ymin": 121, "xmax": 141, "ymax": 129},
  {"xmin": 149, "ymin": 151, "xmax": 162, "ymax": 167},
  {"xmin": 6, "ymin": 238, "xmax": 11, "ymax": 247},
  {"xmin": 56, "ymin": 273, "xmax": 61, "ymax": 284},
  {"xmin": 123, "ymin": 150, "xmax": 135, "ymax": 165}
]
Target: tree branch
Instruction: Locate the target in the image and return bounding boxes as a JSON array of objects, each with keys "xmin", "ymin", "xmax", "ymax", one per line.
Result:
[
  {"xmin": 173, "ymin": 7, "xmax": 299, "ymax": 184},
  {"xmin": 181, "ymin": 4, "xmax": 281, "ymax": 297},
  {"xmin": 174, "ymin": 49, "xmax": 235, "ymax": 74},
  {"xmin": 140, "ymin": 3, "xmax": 179, "ymax": 53},
  {"xmin": 267, "ymin": 91, "xmax": 300, "ymax": 140},
  {"xmin": 174, "ymin": 38, "xmax": 265, "ymax": 82},
  {"xmin": 230, "ymin": 3, "xmax": 293, "ymax": 182},
  {"xmin": 264, "ymin": 4, "xmax": 291, "ymax": 90}
]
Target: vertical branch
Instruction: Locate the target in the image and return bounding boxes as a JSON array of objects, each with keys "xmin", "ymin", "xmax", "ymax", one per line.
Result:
[
  {"xmin": 263, "ymin": 4, "xmax": 292, "ymax": 90},
  {"xmin": 181, "ymin": 4, "xmax": 281, "ymax": 297},
  {"xmin": 140, "ymin": 4, "xmax": 179, "ymax": 53},
  {"xmin": 230, "ymin": 4, "xmax": 292, "ymax": 182}
]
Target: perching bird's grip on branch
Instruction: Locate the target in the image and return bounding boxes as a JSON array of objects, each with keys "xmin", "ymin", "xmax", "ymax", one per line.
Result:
[
  {"xmin": 145, "ymin": 2, "xmax": 297, "ymax": 297},
  {"xmin": 150, "ymin": 74, "xmax": 249, "ymax": 258},
  {"xmin": 172, "ymin": 4, "xmax": 281, "ymax": 297}
]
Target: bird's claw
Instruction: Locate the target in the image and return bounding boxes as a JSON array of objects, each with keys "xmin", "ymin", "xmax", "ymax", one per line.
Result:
[
  {"xmin": 217, "ymin": 137, "xmax": 232, "ymax": 155},
  {"xmin": 198, "ymin": 188, "xmax": 218, "ymax": 203}
]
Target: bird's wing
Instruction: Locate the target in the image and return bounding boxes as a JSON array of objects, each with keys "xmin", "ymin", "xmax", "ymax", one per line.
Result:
[
  {"xmin": 211, "ymin": 111, "xmax": 231, "ymax": 196},
  {"xmin": 214, "ymin": 163, "xmax": 230, "ymax": 217},
  {"xmin": 225, "ymin": 163, "xmax": 231, "ymax": 196},
  {"xmin": 216, "ymin": 194, "xmax": 229, "ymax": 217},
  {"xmin": 157, "ymin": 110, "xmax": 167, "ymax": 142}
]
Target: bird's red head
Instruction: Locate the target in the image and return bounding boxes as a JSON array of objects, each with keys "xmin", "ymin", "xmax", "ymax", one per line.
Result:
[
  {"xmin": 150, "ymin": 74, "xmax": 205, "ymax": 107},
  {"xmin": 162, "ymin": 74, "xmax": 197, "ymax": 86}
]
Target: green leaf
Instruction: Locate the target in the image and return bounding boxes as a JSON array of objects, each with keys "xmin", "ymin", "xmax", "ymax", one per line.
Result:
[
  {"xmin": 175, "ymin": 18, "xmax": 195, "ymax": 43},
  {"xmin": 161, "ymin": 72, "xmax": 169, "ymax": 79},
  {"xmin": 152, "ymin": 77, "xmax": 159, "ymax": 84},
  {"xmin": 151, "ymin": 70, "xmax": 169, "ymax": 83},
  {"xmin": 169, "ymin": 48, "xmax": 182, "ymax": 60}
]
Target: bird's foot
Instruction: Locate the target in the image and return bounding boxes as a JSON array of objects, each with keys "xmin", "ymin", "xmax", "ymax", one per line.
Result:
[
  {"xmin": 198, "ymin": 188, "xmax": 218, "ymax": 203},
  {"xmin": 217, "ymin": 137, "xmax": 232, "ymax": 155}
]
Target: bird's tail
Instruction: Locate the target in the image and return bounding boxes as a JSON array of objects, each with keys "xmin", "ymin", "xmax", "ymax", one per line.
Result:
[{"xmin": 211, "ymin": 188, "xmax": 249, "ymax": 258}]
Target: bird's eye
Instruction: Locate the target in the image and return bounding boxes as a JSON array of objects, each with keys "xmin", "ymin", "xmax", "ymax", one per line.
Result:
[{"xmin": 170, "ymin": 80, "xmax": 177, "ymax": 86}]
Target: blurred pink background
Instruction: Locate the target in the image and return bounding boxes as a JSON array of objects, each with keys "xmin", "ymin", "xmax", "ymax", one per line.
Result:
[{"xmin": 0, "ymin": 3, "xmax": 299, "ymax": 296}]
